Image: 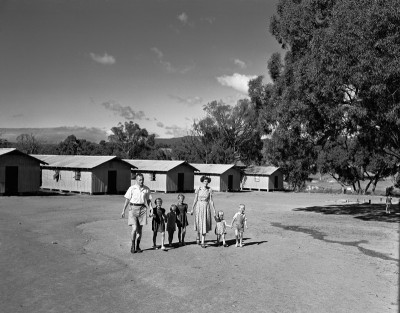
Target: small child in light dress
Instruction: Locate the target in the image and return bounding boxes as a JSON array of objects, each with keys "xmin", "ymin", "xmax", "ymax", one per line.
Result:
[
  {"xmin": 214, "ymin": 210, "xmax": 230, "ymax": 247},
  {"xmin": 152, "ymin": 198, "xmax": 167, "ymax": 250},
  {"xmin": 231, "ymin": 204, "xmax": 248, "ymax": 247},
  {"xmin": 166, "ymin": 204, "xmax": 178, "ymax": 247}
]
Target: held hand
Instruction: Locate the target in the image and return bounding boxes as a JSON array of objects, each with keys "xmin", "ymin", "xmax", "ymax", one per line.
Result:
[{"xmin": 121, "ymin": 212, "xmax": 125, "ymax": 219}]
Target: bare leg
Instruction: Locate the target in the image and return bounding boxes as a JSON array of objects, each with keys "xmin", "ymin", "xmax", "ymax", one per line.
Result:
[
  {"xmin": 239, "ymin": 232, "xmax": 243, "ymax": 247},
  {"xmin": 201, "ymin": 234, "xmax": 206, "ymax": 247},
  {"xmin": 222, "ymin": 233, "xmax": 226, "ymax": 246},
  {"xmin": 196, "ymin": 232, "xmax": 200, "ymax": 244},
  {"xmin": 153, "ymin": 231, "xmax": 158, "ymax": 248},
  {"xmin": 178, "ymin": 227, "xmax": 182, "ymax": 243},
  {"xmin": 130, "ymin": 227, "xmax": 136, "ymax": 253},
  {"xmin": 136, "ymin": 225, "xmax": 143, "ymax": 252},
  {"xmin": 161, "ymin": 232, "xmax": 166, "ymax": 249},
  {"xmin": 181, "ymin": 227, "xmax": 186, "ymax": 245},
  {"xmin": 235, "ymin": 229, "xmax": 239, "ymax": 247}
]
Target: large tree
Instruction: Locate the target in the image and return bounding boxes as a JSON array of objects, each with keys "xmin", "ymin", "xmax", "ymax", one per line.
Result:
[
  {"xmin": 108, "ymin": 121, "xmax": 156, "ymax": 159},
  {"xmin": 175, "ymin": 100, "xmax": 263, "ymax": 164},
  {"xmin": 256, "ymin": 0, "xmax": 400, "ymax": 189},
  {"xmin": 269, "ymin": 0, "xmax": 400, "ymax": 158}
]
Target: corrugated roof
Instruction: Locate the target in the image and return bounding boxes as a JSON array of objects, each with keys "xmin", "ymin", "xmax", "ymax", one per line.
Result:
[
  {"xmin": 190, "ymin": 163, "xmax": 237, "ymax": 175},
  {"xmin": 124, "ymin": 159, "xmax": 197, "ymax": 172},
  {"xmin": 243, "ymin": 166, "xmax": 280, "ymax": 176},
  {"xmin": 0, "ymin": 148, "xmax": 47, "ymax": 164},
  {"xmin": 31, "ymin": 154, "xmax": 133, "ymax": 169}
]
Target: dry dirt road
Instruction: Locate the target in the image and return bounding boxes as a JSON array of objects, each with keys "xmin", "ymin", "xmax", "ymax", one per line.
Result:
[{"xmin": 1, "ymin": 192, "xmax": 398, "ymax": 313}]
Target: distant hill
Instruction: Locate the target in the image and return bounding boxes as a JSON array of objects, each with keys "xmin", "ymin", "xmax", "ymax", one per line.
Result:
[
  {"xmin": 0, "ymin": 127, "xmax": 188, "ymax": 146},
  {"xmin": 0, "ymin": 127, "xmax": 109, "ymax": 144}
]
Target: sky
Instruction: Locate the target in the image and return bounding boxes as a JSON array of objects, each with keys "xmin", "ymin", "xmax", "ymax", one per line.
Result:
[{"xmin": 0, "ymin": 0, "xmax": 282, "ymax": 140}]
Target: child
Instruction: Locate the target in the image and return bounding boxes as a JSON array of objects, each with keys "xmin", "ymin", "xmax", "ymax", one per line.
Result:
[
  {"xmin": 386, "ymin": 195, "xmax": 392, "ymax": 214},
  {"xmin": 152, "ymin": 198, "xmax": 167, "ymax": 250},
  {"xmin": 166, "ymin": 204, "xmax": 178, "ymax": 247},
  {"xmin": 176, "ymin": 194, "xmax": 189, "ymax": 246},
  {"xmin": 231, "ymin": 204, "xmax": 248, "ymax": 247},
  {"xmin": 214, "ymin": 210, "xmax": 230, "ymax": 247}
]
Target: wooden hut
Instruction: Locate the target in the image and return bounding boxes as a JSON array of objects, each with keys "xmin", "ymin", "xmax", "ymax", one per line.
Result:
[
  {"xmin": 191, "ymin": 163, "xmax": 241, "ymax": 192},
  {"xmin": 0, "ymin": 148, "xmax": 46, "ymax": 195},
  {"xmin": 32, "ymin": 155, "xmax": 134, "ymax": 195},
  {"xmin": 242, "ymin": 166, "xmax": 283, "ymax": 191},
  {"xmin": 124, "ymin": 159, "xmax": 198, "ymax": 193}
]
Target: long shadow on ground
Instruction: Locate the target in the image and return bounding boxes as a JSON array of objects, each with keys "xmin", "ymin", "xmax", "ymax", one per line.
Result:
[{"xmin": 294, "ymin": 203, "xmax": 400, "ymax": 223}]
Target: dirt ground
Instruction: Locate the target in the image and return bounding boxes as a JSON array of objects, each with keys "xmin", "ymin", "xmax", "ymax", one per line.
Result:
[{"xmin": 1, "ymin": 191, "xmax": 399, "ymax": 313}]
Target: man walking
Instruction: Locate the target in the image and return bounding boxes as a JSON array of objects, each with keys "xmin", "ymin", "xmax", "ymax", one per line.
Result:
[{"xmin": 121, "ymin": 173, "xmax": 153, "ymax": 253}]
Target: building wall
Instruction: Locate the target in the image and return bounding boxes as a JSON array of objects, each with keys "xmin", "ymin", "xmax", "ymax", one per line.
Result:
[
  {"xmin": 132, "ymin": 164, "xmax": 195, "ymax": 193},
  {"xmin": 242, "ymin": 170, "xmax": 284, "ymax": 191},
  {"xmin": 0, "ymin": 154, "xmax": 41, "ymax": 194},
  {"xmin": 220, "ymin": 168, "xmax": 241, "ymax": 191},
  {"xmin": 92, "ymin": 161, "xmax": 131, "ymax": 194},
  {"xmin": 167, "ymin": 165, "xmax": 195, "ymax": 192},
  {"xmin": 242, "ymin": 174, "xmax": 270, "ymax": 191},
  {"xmin": 41, "ymin": 167, "xmax": 93, "ymax": 193}
]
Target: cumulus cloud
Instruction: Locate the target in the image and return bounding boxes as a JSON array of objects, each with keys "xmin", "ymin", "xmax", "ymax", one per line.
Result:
[
  {"xmin": 165, "ymin": 125, "xmax": 188, "ymax": 137},
  {"xmin": 169, "ymin": 95, "xmax": 203, "ymax": 107},
  {"xmin": 89, "ymin": 52, "xmax": 116, "ymax": 65},
  {"xmin": 216, "ymin": 73, "xmax": 257, "ymax": 94},
  {"xmin": 178, "ymin": 12, "xmax": 188, "ymax": 24},
  {"xmin": 101, "ymin": 100, "xmax": 145, "ymax": 120},
  {"xmin": 234, "ymin": 58, "xmax": 247, "ymax": 69},
  {"xmin": 156, "ymin": 122, "xmax": 164, "ymax": 128}
]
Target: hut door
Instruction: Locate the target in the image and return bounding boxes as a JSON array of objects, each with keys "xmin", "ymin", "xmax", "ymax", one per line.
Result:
[
  {"xmin": 107, "ymin": 171, "xmax": 117, "ymax": 194},
  {"xmin": 177, "ymin": 173, "xmax": 184, "ymax": 192},
  {"xmin": 274, "ymin": 176, "xmax": 278, "ymax": 189},
  {"xmin": 5, "ymin": 166, "xmax": 18, "ymax": 195},
  {"xmin": 228, "ymin": 175, "xmax": 233, "ymax": 191}
]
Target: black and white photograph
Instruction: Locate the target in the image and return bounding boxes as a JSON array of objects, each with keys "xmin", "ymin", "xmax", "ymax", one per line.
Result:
[{"xmin": 0, "ymin": 0, "xmax": 399, "ymax": 312}]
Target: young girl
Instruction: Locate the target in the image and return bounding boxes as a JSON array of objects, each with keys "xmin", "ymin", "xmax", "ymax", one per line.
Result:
[
  {"xmin": 176, "ymin": 194, "xmax": 189, "ymax": 246},
  {"xmin": 231, "ymin": 204, "xmax": 248, "ymax": 247},
  {"xmin": 214, "ymin": 210, "xmax": 230, "ymax": 247},
  {"xmin": 152, "ymin": 198, "xmax": 167, "ymax": 250},
  {"xmin": 166, "ymin": 204, "xmax": 178, "ymax": 247}
]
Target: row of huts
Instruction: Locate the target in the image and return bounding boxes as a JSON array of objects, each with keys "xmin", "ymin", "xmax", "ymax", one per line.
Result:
[{"xmin": 0, "ymin": 148, "xmax": 283, "ymax": 195}]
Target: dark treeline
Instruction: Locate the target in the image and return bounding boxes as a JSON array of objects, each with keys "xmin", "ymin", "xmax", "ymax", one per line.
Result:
[{"xmin": 1, "ymin": 0, "xmax": 399, "ymax": 193}]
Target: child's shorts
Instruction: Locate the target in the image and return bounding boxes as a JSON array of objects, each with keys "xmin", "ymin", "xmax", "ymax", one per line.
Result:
[{"xmin": 235, "ymin": 224, "xmax": 244, "ymax": 232}]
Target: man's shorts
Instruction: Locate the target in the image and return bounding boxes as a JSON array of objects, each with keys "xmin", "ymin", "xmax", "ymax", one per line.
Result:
[{"xmin": 128, "ymin": 205, "xmax": 147, "ymax": 229}]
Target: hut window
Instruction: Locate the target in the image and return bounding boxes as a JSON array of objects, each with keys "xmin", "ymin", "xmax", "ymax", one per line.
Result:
[
  {"xmin": 150, "ymin": 173, "xmax": 156, "ymax": 181},
  {"xmin": 53, "ymin": 170, "xmax": 60, "ymax": 182},
  {"xmin": 74, "ymin": 170, "xmax": 81, "ymax": 181},
  {"xmin": 254, "ymin": 176, "xmax": 260, "ymax": 182}
]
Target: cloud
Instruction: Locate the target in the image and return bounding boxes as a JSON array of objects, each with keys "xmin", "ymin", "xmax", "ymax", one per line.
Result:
[
  {"xmin": 89, "ymin": 52, "xmax": 116, "ymax": 65},
  {"xmin": 101, "ymin": 100, "xmax": 145, "ymax": 120},
  {"xmin": 216, "ymin": 73, "xmax": 257, "ymax": 94},
  {"xmin": 178, "ymin": 12, "xmax": 188, "ymax": 24},
  {"xmin": 151, "ymin": 47, "xmax": 193, "ymax": 74},
  {"xmin": 169, "ymin": 95, "xmax": 203, "ymax": 107},
  {"xmin": 156, "ymin": 122, "xmax": 164, "ymax": 128},
  {"xmin": 165, "ymin": 125, "xmax": 189, "ymax": 137},
  {"xmin": 234, "ymin": 58, "xmax": 247, "ymax": 69}
]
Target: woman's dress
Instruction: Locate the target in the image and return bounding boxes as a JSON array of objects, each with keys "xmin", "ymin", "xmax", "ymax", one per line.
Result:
[{"xmin": 194, "ymin": 187, "xmax": 212, "ymax": 235}]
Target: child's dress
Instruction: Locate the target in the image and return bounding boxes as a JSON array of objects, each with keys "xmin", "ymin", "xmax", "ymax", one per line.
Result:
[
  {"xmin": 152, "ymin": 207, "xmax": 166, "ymax": 232},
  {"xmin": 176, "ymin": 203, "xmax": 189, "ymax": 228},
  {"xmin": 233, "ymin": 212, "xmax": 246, "ymax": 232},
  {"xmin": 166, "ymin": 211, "xmax": 177, "ymax": 232},
  {"xmin": 214, "ymin": 216, "xmax": 227, "ymax": 235}
]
